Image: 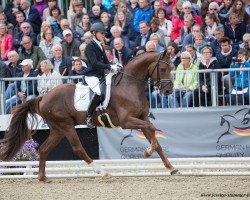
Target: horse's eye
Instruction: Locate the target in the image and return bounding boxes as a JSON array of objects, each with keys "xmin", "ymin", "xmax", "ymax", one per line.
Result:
[{"xmin": 160, "ymin": 68, "xmax": 166, "ymax": 73}]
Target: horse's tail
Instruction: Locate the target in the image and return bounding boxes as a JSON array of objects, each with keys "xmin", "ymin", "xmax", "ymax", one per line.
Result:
[{"xmin": 0, "ymin": 96, "xmax": 43, "ymax": 161}]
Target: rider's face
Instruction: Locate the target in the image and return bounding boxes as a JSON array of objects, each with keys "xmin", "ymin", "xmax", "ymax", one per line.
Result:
[{"xmin": 95, "ymin": 32, "xmax": 105, "ymax": 42}]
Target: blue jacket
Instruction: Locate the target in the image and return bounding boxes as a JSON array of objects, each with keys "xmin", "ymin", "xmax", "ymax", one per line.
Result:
[
  {"xmin": 133, "ymin": 6, "xmax": 153, "ymax": 33},
  {"xmin": 230, "ymin": 61, "xmax": 250, "ymax": 89}
]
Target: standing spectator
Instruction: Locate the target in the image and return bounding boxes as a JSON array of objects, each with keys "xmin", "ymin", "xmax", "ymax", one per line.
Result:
[
  {"xmin": 19, "ymin": 35, "xmax": 46, "ymax": 70},
  {"xmin": 0, "ymin": 24, "xmax": 13, "ymax": 61},
  {"xmin": 37, "ymin": 59, "xmax": 62, "ymax": 96},
  {"xmin": 20, "ymin": 0, "xmax": 42, "ymax": 34},
  {"xmin": 50, "ymin": 44, "xmax": 72, "ymax": 76},
  {"xmin": 196, "ymin": 46, "xmax": 222, "ymax": 106},
  {"xmin": 43, "ymin": 0, "xmax": 57, "ymax": 21},
  {"xmin": 113, "ymin": 37, "xmax": 133, "ymax": 66},
  {"xmin": 39, "ymin": 28, "xmax": 62, "ymax": 59},
  {"xmin": 5, "ymin": 59, "xmax": 38, "ymax": 114},
  {"xmin": 169, "ymin": 51, "xmax": 198, "ymax": 108},
  {"xmin": 133, "ymin": 0, "xmax": 153, "ymax": 33},
  {"xmin": 33, "ymin": 0, "xmax": 48, "ymax": 19},
  {"xmin": 61, "ymin": 29, "xmax": 81, "ymax": 57},
  {"xmin": 157, "ymin": 8, "xmax": 173, "ymax": 47}
]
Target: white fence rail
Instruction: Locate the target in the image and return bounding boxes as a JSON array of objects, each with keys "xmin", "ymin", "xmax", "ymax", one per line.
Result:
[{"xmin": 1, "ymin": 158, "xmax": 250, "ymax": 179}]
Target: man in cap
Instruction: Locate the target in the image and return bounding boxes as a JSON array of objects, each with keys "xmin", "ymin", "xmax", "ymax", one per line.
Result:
[
  {"xmin": 72, "ymin": 0, "xmax": 86, "ymax": 30},
  {"xmin": 61, "ymin": 29, "xmax": 81, "ymax": 57},
  {"xmin": 83, "ymin": 22, "xmax": 122, "ymax": 128},
  {"xmin": 5, "ymin": 58, "xmax": 38, "ymax": 113}
]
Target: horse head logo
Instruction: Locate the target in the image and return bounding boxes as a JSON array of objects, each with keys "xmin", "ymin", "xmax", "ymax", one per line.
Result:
[{"xmin": 218, "ymin": 108, "xmax": 250, "ymax": 143}]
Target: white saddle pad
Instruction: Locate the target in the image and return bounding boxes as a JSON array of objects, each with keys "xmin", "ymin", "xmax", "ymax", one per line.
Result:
[{"xmin": 74, "ymin": 73, "xmax": 114, "ymax": 111}]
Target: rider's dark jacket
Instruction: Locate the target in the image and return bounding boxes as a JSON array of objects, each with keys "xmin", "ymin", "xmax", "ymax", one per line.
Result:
[{"xmin": 83, "ymin": 40, "xmax": 111, "ymax": 79}]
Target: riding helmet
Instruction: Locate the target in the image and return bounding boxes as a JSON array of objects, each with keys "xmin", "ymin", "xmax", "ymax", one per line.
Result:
[{"xmin": 90, "ymin": 22, "xmax": 107, "ymax": 34}]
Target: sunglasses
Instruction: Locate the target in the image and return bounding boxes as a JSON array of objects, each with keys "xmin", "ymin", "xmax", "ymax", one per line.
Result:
[{"xmin": 209, "ymin": 8, "xmax": 217, "ymax": 10}]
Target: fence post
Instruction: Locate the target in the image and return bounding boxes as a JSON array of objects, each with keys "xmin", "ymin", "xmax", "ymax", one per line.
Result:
[
  {"xmin": 211, "ymin": 71, "xmax": 217, "ymax": 107},
  {"xmin": 0, "ymin": 79, "xmax": 4, "ymax": 115}
]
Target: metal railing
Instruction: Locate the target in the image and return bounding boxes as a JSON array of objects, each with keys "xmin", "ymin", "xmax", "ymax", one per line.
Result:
[{"xmin": 1, "ymin": 68, "xmax": 250, "ymax": 114}]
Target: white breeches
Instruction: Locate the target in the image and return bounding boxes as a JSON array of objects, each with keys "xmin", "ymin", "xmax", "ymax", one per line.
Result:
[{"xmin": 85, "ymin": 76, "xmax": 101, "ymax": 95}]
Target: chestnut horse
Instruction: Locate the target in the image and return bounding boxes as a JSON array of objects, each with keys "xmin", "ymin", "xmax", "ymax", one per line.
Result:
[{"xmin": 0, "ymin": 50, "xmax": 180, "ymax": 182}]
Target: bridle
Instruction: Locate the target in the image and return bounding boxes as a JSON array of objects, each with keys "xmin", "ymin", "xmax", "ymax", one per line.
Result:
[{"xmin": 148, "ymin": 52, "xmax": 173, "ymax": 91}]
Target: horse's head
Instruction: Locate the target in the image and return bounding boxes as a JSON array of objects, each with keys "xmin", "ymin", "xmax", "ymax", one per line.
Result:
[{"xmin": 149, "ymin": 50, "xmax": 175, "ymax": 96}]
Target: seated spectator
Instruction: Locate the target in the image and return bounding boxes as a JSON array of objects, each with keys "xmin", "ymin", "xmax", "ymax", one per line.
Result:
[
  {"xmin": 200, "ymin": 0, "xmax": 213, "ymax": 19},
  {"xmin": 100, "ymin": 12, "xmax": 112, "ymax": 42},
  {"xmin": 89, "ymin": 5, "xmax": 102, "ymax": 24},
  {"xmin": 203, "ymin": 13, "xmax": 222, "ymax": 42},
  {"xmin": 50, "ymin": 44, "xmax": 73, "ymax": 76},
  {"xmin": 113, "ymin": 37, "xmax": 133, "ymax": 66},
  {"xmin": 179, "ymin": 14, "xmax": 194, "ymax": 45},
  {"xmin": 127, "ymin": 0, "xmax": 139, "ymax": 18},
  {"xmin": 67, "ymin": 0, "xmax": 87, "ymax": 29},
  {"xmin": 103, "ymin": 0, "xmax": 113, "ymax": 10},
  {"xmin": 108, "ymin": 0, "xmax": 120, "ymax": 24},
  {"xmin": 219, "ymin": 0, "xmax": 233, "ymax": 24},
  {"xmin": 172, "ymin": 1, "xmax": 202, "ymax": 43},
  {"xmin": 181, "ymin": 24, "xmax": 202, "ymax": 51},
  {"xmin": 3, "ymin": 0, "xmax": 22, "ymax": 26},
  {"xmin": 5, "ymin": 59, "xmax": 38, "ymax": 114},
  {"xmin": 20, "ymin": 0, "xmax": 42, "ymax": 34},
  {"xmin": 157, "ymin": 8, "xmax": 173, "ymax": 47},
  {"xmin": 13, "ymin": 22, "xmax": 38, "ymax": 52},
  {"xmin": 230, "ymin": 0, "xmax": 249, "ymax": 24},
  {"xmin": 104, "ymin": 45, "xmax": 114, "ymax": 62},
  {"xmin": 71, "ymin": 1, "xmax": 86, "ymax": 30},
  {"xmin": 59, "ymin": 19, "xmax": 81, "ymax": 41},
  {"xmin": 228, "ymin": 48, "xmax": 250, "ymax": 105},
  {"xmin": 193, "ymin": 33, "xmax": 207, "ymax": 53},
  {"xmin": 118, "ymin": 1, "xmax": 134, "ymax": 20},
  {"xmin": 210, "ymin": 25, "xmax": 225, "ymax": 56},
  {"xmin": 172, "ymin": 0, "xmax": 183, "ymax": 25},
  {"xmin": 76, "ymin": 14, "xmax": 92, "ymax": 42},
  {"xmin": 33, "ymin": 0, "xmax": 48, "ymax": 19},
  {"xmin": 240, "ymin": 33, "xmax": 250, "ymax": 52},
  {"xmin": 61, "ymin": 29, "xmax": 81, "ymax": 57},
  {"xmin": 208, "ymin": 2, "xmax": 223, "ymax": 24},
  {"xmin": 83, "ymin": 31, "xmax": 93, "ymax": 44},
  {"xmin": 69, "ymin": 58, "xmax": 87, "ymax": 83},
  {"xmin": 109, "ymin": 25, "xmax": 130, "ymax": 50},
  {"xmin": 0, "ymin": 23, "xmax": 13, "ymax": 61},
  {"xmin": 13, "ymin": 11, "xmax": 26, "ymax": 40},
  {"xmin": 195, "ymin": 46, "xmax": 222, "ymax": 107},
  {"xmin": 149, "ymin": 17, "xmax": 165, "ymax": 47},
  {"xmin": 133, "ymin": 21, "xmax": 152, "ymax": 55},
  {"xmin": 88, "ymin": 0, "xmax": 107, "ymax": 23},
  {"xmin": 47, "ymin": 6, "xmax": 63, "ymax": 38},
  {"xmin": 5, "ymin": 51, "xmax": 22, "ymax": 100},
  {"xmin": 167, "ymin": 42, "xmax": 181, "ymax": 67},
  {"xmin": 37, "ymin": 59, "xmax": 62, "ymax": 96},
  {"xmin": 224, "ymin": 13, "xmax": 247, "ymax": 50},
  {"xmin": 0, "ymin": 60, "xmax": 7, "ymax": 78},
  {"xmin": 149, "ymin": 33, "xmax": 165, "ymax": 52},
  {"xmin": 0, "ymin": 13, "xmax": 14, "ymax": 35},
  {"xmin": 185, "ymin": 44, "xmax": 202, "ymax": 66},
  {"xmin": 39, "ymin": 28, "xmax": 62, "ymax": 59},
  {"xmin": 42, "ymin": 0, "xmax": 57, "ymax": 21},
  {"xmin": 133, "ymin": 0, "xmax": 153, "ymax": 34},
  {"xmin": 37, "ymin": 21, "xmax": 52, "ymax": 45},
  {"xmin": 150, "ymin": 0, "xmax": 161, "ymax": 19},
  {"xmin": 145, "ymin": 40, "xmax": 157, "ymax": 52},
  {"xmin": 19, "ymin": 35, "xmax": 46, "ymax": 71},
  {"xmin": 169, "ymin": 51, "xmax": 198, "ymax": 108}
]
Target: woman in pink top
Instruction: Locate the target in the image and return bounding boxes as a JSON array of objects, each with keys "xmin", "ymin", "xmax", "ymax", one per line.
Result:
[{"xmin": 0, "ymin": 23, "xmax": 13, "ymax": 61}]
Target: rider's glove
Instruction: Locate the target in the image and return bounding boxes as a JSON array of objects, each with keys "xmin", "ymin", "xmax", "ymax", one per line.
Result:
[{"xmin": 110, "ymin": 63, "xmax": 122, "ymax": 74}]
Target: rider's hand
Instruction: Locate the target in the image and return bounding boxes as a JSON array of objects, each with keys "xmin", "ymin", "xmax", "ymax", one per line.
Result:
[{"xmin": 110, "ymin": 63, "xmax": 122, "ymax": 74}]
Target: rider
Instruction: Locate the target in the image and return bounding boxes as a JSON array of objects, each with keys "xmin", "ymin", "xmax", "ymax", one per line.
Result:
[{"xmin": 84, "ymin": 22, "xmax": 121, "ymax": 128}]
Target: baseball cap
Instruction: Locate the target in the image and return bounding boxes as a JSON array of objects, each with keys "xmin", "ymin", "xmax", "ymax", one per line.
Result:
[
  {"xmin": 20, "ymin": 59, "xmax": 33, "ymax": 68},
  {"xmin": 63, "ymin": 29, "xmax": 73, "ymax": 37}
]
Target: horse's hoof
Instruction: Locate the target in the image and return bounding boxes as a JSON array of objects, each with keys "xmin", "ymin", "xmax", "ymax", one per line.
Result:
[
  {"xmin": 170, "ymin": 169, "xmax": 181, "ymax": 175},
  {"xmin": 39, "ymin": 176, "xmax": 52, "ymax": 183},
  {"xmin": 101, "ymin": 172, "xmax": 112, "ymax": 180}
]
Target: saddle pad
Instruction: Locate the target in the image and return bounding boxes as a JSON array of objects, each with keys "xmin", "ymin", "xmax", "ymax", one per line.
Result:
[{"xmin": 74, "ymin": 83, "xmax": 90, "ymax": 111}]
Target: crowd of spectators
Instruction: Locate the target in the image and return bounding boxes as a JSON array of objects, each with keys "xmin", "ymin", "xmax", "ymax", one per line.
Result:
[{"xmin": 0, "ymin": 0, "xmax": 250, "ymax": 112}]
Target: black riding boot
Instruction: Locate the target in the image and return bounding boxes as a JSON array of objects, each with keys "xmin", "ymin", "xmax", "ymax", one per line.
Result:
[{"xmin": 85, "ymin": 93, "xmax": 101, "ymax": 128}]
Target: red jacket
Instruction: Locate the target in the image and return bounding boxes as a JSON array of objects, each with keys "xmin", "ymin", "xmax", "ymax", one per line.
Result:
[{"xmin": 0, "ymin": 34, "xmax": 13, "ymax": 60}]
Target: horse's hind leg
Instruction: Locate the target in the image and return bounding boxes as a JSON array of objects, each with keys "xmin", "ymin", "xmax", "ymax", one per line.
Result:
[
  {"xmin": 38, "ymin": 129, "xmax": 64, "ymax": 182},
  {"xmin": 64, "ymin": 127, "xmax": 111, "ymax": 178}
]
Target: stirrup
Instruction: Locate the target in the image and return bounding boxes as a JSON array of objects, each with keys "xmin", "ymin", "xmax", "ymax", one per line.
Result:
[{"xmin": 86, "ymin": 117, "xmax": 95, "ymax": 129}]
